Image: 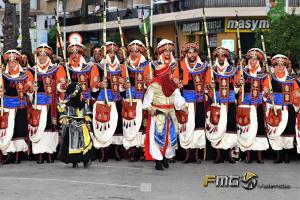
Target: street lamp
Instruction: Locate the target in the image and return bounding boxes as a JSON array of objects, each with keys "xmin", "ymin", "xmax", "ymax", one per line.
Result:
[{"xmin": 9, "ymin": 0, "xmax": 21, "ymax": 49}]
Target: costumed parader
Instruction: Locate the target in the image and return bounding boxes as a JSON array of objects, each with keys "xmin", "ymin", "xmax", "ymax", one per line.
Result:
[
  {"xmin": 0, "ymin": 50, "xmax": 35, "ymax": 164},
  {"xmin": 120, "ymin": 40, "xmax": 150, "ymax": 161},
  {"xmin": 205, "ymin": 47, "xmax": 238, "ymax": 164},
  {"xmin": 143, "ymin": 64, "xmax": 187, "ymax": 170},
  {"xmin": 28, "ymin": 44, "xmax": 67, "ymax": 164},
  {"xmin": 65, "ymin": 41, "xmax": 100, "ymax": 102},
  {"xmin": 88, "ymin": 45, "xmax": 104, "ymax": 105},
  {"xmin": 155, "ymin": 39, "xmax": 178, "ymax": 74},
  {"xmin": 264, "ymin": 54, "xmax": 298, "ymax": 163},
  {"xmin": 57, "ymin": 82, "xmax": 93, "ymax": 168},
  {"xmin": 173, "ymin": 41, "xmax": 208, "ymax": 163},
  {"xmin": 89, "ymin": 45, "xmax": 103, "ymax": 64},
  {"xmin": 21, "ymin": 52, "xmax": 33, "ymax": 71},
  {"xmin": 234, "ymin": 48, "xmax": 269, "ymax": 163},
  {"xmin": 292, "ymin": 80, "xmax": 300, "ymax": 154},
  {"xmin": 92, "ymin": 41, "xmax": 123, "ymax": 162}
]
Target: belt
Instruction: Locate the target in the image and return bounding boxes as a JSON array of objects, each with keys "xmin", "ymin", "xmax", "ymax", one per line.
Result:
[{"xmin": 152, "ymin": 104, "xmax": 174, "ymax": 109}]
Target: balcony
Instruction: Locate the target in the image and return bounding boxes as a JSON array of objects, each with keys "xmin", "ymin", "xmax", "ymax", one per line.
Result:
[
  {"xmin": 63, "ymin": 0, "xmax": 300, "ymax": 32},
  {"xmin": 153, "ymin": 0, "xmax": 266, "ymax": 14}
]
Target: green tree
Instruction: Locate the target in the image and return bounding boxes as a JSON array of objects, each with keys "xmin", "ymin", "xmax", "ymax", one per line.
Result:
[{"xmin": 255, "ymin": 11, "xmax": 300, "ymax": 69}]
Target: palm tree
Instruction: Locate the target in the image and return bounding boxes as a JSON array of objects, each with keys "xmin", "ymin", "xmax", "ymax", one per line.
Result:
[
  {"xmin": 21, "ymin": 0, "xmax": 32, "ymax": 54},
  {"xmin": 2, "ymin": 0, "xmax": 17, "ymax": 51}
]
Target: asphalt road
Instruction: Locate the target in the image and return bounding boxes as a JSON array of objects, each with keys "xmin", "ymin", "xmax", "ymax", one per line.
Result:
[{"xmin": 0, "ymin": 160, "xmax": 299, "ymax": 200}]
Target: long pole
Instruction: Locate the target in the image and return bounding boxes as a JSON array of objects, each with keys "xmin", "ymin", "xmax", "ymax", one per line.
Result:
[
  {"xmin": 63, "ymin": 0, "xmax": 66, "ymax": 55},
  {"xmin": 117, "ymin": 9, "xmax": 132, "ymax": 105},
  {"xmin": 34, "ymin": 22, "xmax": 38, "ymax": 109},
  {"xmin": 261, "ymin": 35, "xmax": 277, "ymax": 115},
  {"xmin": 54, "ymin": 8, "xmax": 71, "ymax": 83},
  {"xmin": 235, "ymin": 11, "xmax": 244, "ymax": 103},
  {"xmin": 150, "ymin": 0, "xmax": 153, "ymax": 47},
  {"xmin": 12, "ymin": 3, "xmax": 17, "ymax": 48},
  {"xmin": 141, "ymin": 8, "xmax": 153, "ymax": 79},
  {"xmin": 56, "ymin": 0, "xmax": 59, "ymax": 56},
  {"xmin": 203, "ymin": 8, "xmax": 216, "ymax": 105},
  {"xmin": 19, "ymin": 1, "xmax": 21, "ymax": 46},
  {"xmin": 103, "ymin": 0, "xmax": 109, "ymax": 104}
]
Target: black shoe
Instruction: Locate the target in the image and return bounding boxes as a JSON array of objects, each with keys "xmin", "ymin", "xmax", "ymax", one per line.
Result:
[
  {"xmin": 14, "ymin": 152, "xmax": 21, "ymax": 164},
  {"xmin": 227, "ymin": 149, "xmax": 236, "ymax": 164},
  {"xmin": 162, "ymin": 157, "xmax": 169, "ymax": 168},
  {"xmin": 245, "ymin": 151, "xmax": 252, "ymax": 163},
  {"xmin": 128, "ymin": 148, "xmax": 138, "ymax": 162},
  {"xmin": 168, "ymin": 158, "xmax": 176, "ymax": 163},
  {"xmin": 99, "ymin": 148, "xmax": 108, "ymax": 162},
  {"xmin": 37, "ymin": 154, "xmax": 44, "ymax": 164},
  {"xmin": 274, "ymin": 150, "xmax": 283, "ymax": 164},
  {"xmin": 284, "ymin": 149, "xmax": 290, "ymax": 163},
  {"xmin": 183, "ymin": 149, "xmax": 190, "ymax": 164},
  {"xmin": 84, "ymin": 160, "xmax": 92, "ymax": 168},
  {"xmin": 139, "ymin": 148, "xmax": 146, "ymax": 161},
  {"xmin": 194, "ymin": 148, "xmax": 201, "ymax": 164},
  {"xmin": 47, "ymin": 154, "xmax": 54, "ymax": 163},
  {"xmin": 155, "ymin": 160, "xmax": 164, "ymax": 170},
  {"xmin": 2, "ymin": 153, "xmax": 12, "ymax": 164},
  {"xmin": 72, "ymin": 162, "xmax": 78, "ymax": 168},
  {"xmin": 213, "ymin": 149, "xmax": 224, "ymax": 164},
  {"xmin": 115, "ymin": 145, "xmax": 121, "ymax": 161},
  {"xmin": 256, "ymin": 151, "xmax": 264, "ymax": 164}
]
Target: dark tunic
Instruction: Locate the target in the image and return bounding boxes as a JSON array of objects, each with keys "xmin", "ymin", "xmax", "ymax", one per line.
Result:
[
  {"xmin": 269, "ymin": 75, "xmax": 296, "ymax": 137},
  {"xmin": 57, "ymin": 104, "xmax": 94, "ymax": 163},
  {"xmin": 96, "ymin": 62, "xmax": 123, "ymax": 136},
  {"xmin": 3, "ymin": 71, "xmax": 29, "ymax": 140},
  {"xmin": 239, "ymin": 69, "xmax": 268, "ymax": 136},
  {"xmin": 29, "ymin": 65, "xmax": 61, "ymax": 131},
  {"xmin": 213, "ymin": 65, "xmax": 237, "ymax": 132}
]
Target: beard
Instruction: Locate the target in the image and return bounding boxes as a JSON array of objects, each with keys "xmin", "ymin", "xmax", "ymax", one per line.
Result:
[{"xmin": 188, "ymin": 56, "xmax": 196, "ymax": 63}]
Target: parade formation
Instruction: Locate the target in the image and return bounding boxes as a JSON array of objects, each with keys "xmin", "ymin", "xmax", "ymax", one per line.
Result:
[{"xmin": 0, "ymin": 7, "xmax": 300, "ymax": 171}]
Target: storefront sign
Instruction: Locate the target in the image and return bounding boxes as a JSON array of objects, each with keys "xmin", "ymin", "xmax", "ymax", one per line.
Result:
[
  {"xmin": 225, "ymin": 18, "xmax": 270, "ymax": 32},
  {"xmin": 181, "ymin": 19, "xmax": 224, "ymax": 34}
]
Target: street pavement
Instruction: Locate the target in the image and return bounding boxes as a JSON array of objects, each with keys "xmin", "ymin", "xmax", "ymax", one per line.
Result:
[{"xmin": 0, "ymin": 159, "xmax": 299, "ymax": 200}]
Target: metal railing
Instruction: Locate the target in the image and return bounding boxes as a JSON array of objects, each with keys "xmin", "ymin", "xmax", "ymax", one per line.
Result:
[
  {"xmin": 64, "ymin": 0, "xmax": 300, "ymax": 26},
  {"xmin": 289, "ymin": 0, "xmax": 300, "ymax": 7}
]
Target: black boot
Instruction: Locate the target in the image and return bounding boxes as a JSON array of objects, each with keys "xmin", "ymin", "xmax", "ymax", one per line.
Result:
[
  {"xmin": 256, "ymin": 151, "xmax": 264, "ymax": 164},
  {"xmin": 128, "ymin": 148, "xmax": 137, "ymax": 162},
  {"xmin": 47, "ymin": 153, "xmax": 54, "ymax": 163},
  {"xmin": 84, "ymin": 159, "xmax": 92, "ymax": 168},
  {"xmin": 194, "ymin": 148, "xmax": 201, "ymax": 164},
  {"xmin": 274, "ymin": 150, "xmax": 283, "ymax": 164},
  {"xmin": 183, "ymin": 149, "xmax": 190, "ymax": 163},
  {"xmin": 72, "ymin": 162, "xmax": 78, "ymax": 168},
  {"xmin": 227, "ymin": 149, "xmax": 236, "ymax": 164},
  {"xmin": 284, "ymin": 149, "xmax": 290, "ymax": 163},
  {"xmin": 155, "ymin": 160, "xmax": 164, "ymax": 170},
  {"xmin": 115, "ymin": 145, "xmax": 121, "ymax": 161},
  {"xmin": 213, "ymin": 149, "xmax": 224, "ymax": 164},
  {"xmin": 162, "ymin": 157, "xmax": 169, "ymax": 168},
  {"xmin": 245, "ymin": 151, "xmax": 252, "ymax": 163},
  {"xmin": 37, "ymin": 153, "xmax": 44, "ymax": 164},
  {"xmin": 99, "ymin": 148, "xmax": 108, "ymax": 162},
  {"xmin": 15, "ymin": 152, "xmax": 21, "ymax": 164},
  {"xmin": 139, "ymin": 148, "xmax": 145, "ymax": 161},
  {"xmin": 2, "ymin": 153, "xmax": 12, "ymax": 164}
]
